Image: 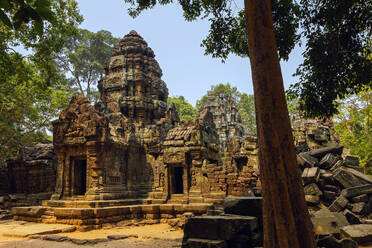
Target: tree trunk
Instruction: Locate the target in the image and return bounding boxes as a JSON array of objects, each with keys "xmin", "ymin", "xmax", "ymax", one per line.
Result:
[{"xmin": 244, "ymin": 0, "xmax": 315, "ymax": 247}]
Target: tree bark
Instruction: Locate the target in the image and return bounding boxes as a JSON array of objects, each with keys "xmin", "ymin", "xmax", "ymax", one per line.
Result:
[{"xmin": 244, "ymin": 0, "xmax": 315, "ymax": 247}]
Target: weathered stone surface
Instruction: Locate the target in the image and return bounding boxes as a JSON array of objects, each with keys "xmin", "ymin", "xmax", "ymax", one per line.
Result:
[
  {"xmin": 344, "ymin": 156, "xmax": 359, "ymax": 167},
  {"xmin": 333, "ymin": 168, "xmax": 366, "ymax": 189},
  {"xmin": 183, "ymin": 238, "xmax": 227, "ymax": 248},
  {"xmin": 298, "ymin": 152, "xmax": 318, "ymax": 167},
  {"xmin": 6, "ymin": 142, "xmax": 55, "ymax": 195},
  {"xmin": 305, "ymin": 195, "xmax": 320, "ymax": 206},
  {"xmin": 107, "ymin": 235, "xmax": 129, "ymax": 240},
  {"xmin": 309, "ymin": 145, "xmax": 344, "ymax": 159},
  {"xmin": 351, "ymin": 202, "xmax": 367, "ymax": 215},
  {"xmin": 351, "ymin": 194, "xmax": 368, "ymax": 203},
  {"xmin": 341, "ymin": 224, "xmax": 372, "ymax": 244},
  {"xmin": 222, "ymin": 197, "xmax": 262, "ymax": 218},
  {"xmin": 343, "ymin": 209, "xmax": 361, "ymax": 225},
  {"xmin": 329, "ymin": 196, "xmax": 349, "ymax": 212},
  {"xmin": 320, "ymin": 153, "xmax": 340, "ymax": 170},
  {"xmin": 312, "ymin": 209, "xmax": 349, "ymax": 237},
  {"xmin": 304, "ymin": 183, "xmax": 323, "ymax": 196},
  {"xmin": 183, "ymin": 216, "xmax": 260, "ymax": 248},
  {"xmin": 341, "ymin": 184, "xmax": 372, "ymax": 198},
  {"xmin": 302, "ymin": 167, "xmax": 320, "ymax": 185},
  {"xmin": 43, "ymin": 235, "xmax": 70, "ymax": 242}
]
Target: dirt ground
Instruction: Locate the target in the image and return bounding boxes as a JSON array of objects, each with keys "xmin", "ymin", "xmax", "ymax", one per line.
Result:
[{"xmin": 0, "ymin": 220, "xmax": 183, "ymax": 248}]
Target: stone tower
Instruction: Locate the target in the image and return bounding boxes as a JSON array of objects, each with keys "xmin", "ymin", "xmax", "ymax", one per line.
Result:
[{"xmin": 98, "ymin": 30, "xmax": 169, "ymax": 126}]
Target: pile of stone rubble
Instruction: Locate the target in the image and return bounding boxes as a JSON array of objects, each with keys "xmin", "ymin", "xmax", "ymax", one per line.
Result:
[
  {"xmin": 299, "ymin": 145, "xmax": 372, "ymax": 220},
  {"xmin": 299, "ymin": 145, "xmax": 372, "ymax": 247}
]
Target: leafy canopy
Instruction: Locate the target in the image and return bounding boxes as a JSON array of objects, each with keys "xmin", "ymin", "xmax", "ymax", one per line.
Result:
[
  {"xmin": 124, "ymin": 0, "xmax": 372, "ymax": 118},
  {"xmin": 124, "ymin": 0, "xmax": 299, "ymax": 62},
  {"xmin": 167, "ymin": 96, "xmax": 198, "ymax": 122},
  {"xmin": 334, "ymin": 88, "xmax": 372, "ymax": 171},
  {"xmin": 0, "ymin": 0, "xmax": 82, "ymax": 164},
  {"xmin": 55, "ymin": 28, "xmax": 120, "ymax": 102}
]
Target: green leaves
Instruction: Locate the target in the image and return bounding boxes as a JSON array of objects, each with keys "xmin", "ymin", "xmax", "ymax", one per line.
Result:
[
  {"xmin": 168, "ymin": 96, "xmax": 197, "ymax": 122},
  {"xmin": 55, "ymin": 28, "xmax": 120, "ymax": 102},
  {"xmin": 334, "ymin": 89, "xmax": 372, "ymax": 169},
  {"xmin": 290, "ymin": 0, "xmax": 372, "ymax": 118},
  {"xmin": 0, "ymin": 0, "xmax": 56, "ymax": 35}
]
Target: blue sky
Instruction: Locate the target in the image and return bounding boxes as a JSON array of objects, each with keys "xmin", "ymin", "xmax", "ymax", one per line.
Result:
[{"xmin": 76, "ymin": 0, "xmax": 304, "ymax": 106}]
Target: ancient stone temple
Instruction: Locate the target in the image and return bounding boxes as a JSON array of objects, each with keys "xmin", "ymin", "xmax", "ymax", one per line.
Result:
[
  {"xmin": 52, "ymin": 31, "xmax": 179, "ymax": 201},
  {"xmin": 199, "ymin": 93, "xmax": 250, "ymax": 148},
  {"xmin": 11, "ymin": 31, "xmax": 259, "ymax": 227}
]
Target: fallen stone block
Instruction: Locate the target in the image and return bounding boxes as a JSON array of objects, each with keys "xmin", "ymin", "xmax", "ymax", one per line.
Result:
[
  {"xmin": 344, "ymin": 156, "xmax": 359, "ymax": 167},
  {"xmin": 341, "ymin": 184, "xmax": 372, "ymax": 198},
  {"xmin": 330, "ymin": 160, "xmax": 343, "ymax": 171},
  {"xmin": 320, "ymin": 153, "xmax": 340, "ymax": 170},
  {"xmin": 312, "ymin": 209, "xmax": 349, "ymax": 237},
  {"xmin": 341, "ymin": 224, "xmax": 372, "ymax": 244},
  {"xmin": 222, "ymin": 197, "xmax": 262, "ymax": 219},
  {"xmin": 309, "ymin": 145, "xmax": 343, "ymax": 159},
  {"xmin": 107, "ymin": 235, "xmax": 129, "ymax": 240},
  {"xmin": 343, "ymin": 167, "xmax": 372, "ymax": 184},
  {"xmin": 302, "ymin": 167, "xmax": 320, "ymax": 185},
  {"xmin": 333, "ymin": 168, "xmax": 365, "ymax": 189},
  {"xmin": 324, "ymin": 184, "xmax": 338, "ymax": 192},
  {"xmin": 70, "ymin": 239, "xmax": 88, "ymax": 245},
  {"xmin": 329, "ymin": 196, "xmax": 349, "ymax": 212},
  {"xmin": 43, "ymin": 235, "xmax": 70, "ymax": 242},
  {"xmin": 182, "ymin": 238, "xmax": 227, "ymax": 248},
  {"xmin": 323, "ymin": 190, "xmax": 337, "ymax": 202},
  {"xmin": 305, "ymin": 195, "xmax": 320, "ymax": 206},
  {"xmin": 343, "ymin": 209, "xmax": 361, "ymax": 225},
  {"xmin": 351, "ymin": 194, "xmax": 368, "ymax": 203},
  {"xmin": 298, "ymin": 152, "xmax": 318, "ymax": 167},
  {"xmin": 183, "ymin": 216, "xmax": 260, "ymax": 245},
  {"xmin": 304, "ymin": 183, "xmax": 323, "ymax": 196},
  {"xmin": 351, "ymin": 202, "xmax": 367, "ymax": 215}
]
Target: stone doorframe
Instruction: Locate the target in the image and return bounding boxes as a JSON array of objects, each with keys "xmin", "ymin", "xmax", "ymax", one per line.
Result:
[{"xmin": 165, "ymin": 163, "xmax": 189, "ymax": 200}]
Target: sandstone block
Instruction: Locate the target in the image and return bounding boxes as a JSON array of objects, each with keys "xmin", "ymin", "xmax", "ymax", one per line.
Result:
[{"xmin": 341, "ymin": 224, "xmax": 372, "ymax": 244}]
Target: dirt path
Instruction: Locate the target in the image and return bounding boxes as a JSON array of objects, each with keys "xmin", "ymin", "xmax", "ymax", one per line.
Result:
[{"xmin": 0, "ymin": 221, "xmax": 183, "ymax": 248}]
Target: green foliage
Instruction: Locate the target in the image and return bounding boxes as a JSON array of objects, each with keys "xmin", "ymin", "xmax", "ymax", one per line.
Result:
[
  {"xmin": 0, "ymin": 0, "xmax": 82, "ymax": 164},
  {"xmin": 125, "ymin": 0, "xmax": 371, "ymax": 119},
  {"xmin": 55, "ymin": 28, "xmax": 120, "ymax": 102},
  {"xmin": 334, "ymin": 89, "xmax": 372, "ymax": 172},
  {"xmin": 288, "ymin": 0, "xmax": 372, "ymax": 118},
  {"xmin": 0, "ymin": 0, "xmax": 56, "ymax": 35},
  {"xmin": 239, "ymin": 93, "xmax": 256, "ymax": 135},
  {"xmin": 167, "ymin": 96, "xmax": 197, "ymax": 122},
  {"xmin": 124, "ymin": 0, "xmax": 300, "ymax": 62},
  {"xmin": 197, "ymin": 83, "xmax": 256, "ymax": 134}
]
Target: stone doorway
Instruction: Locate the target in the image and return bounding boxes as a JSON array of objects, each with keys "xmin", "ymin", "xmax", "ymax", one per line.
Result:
[
  {"xmin": 170, "ymin": 166, "xmax": 184, "ymax": 195},
  {"xmin": 71, "ymin": 158, "xmax": 87, "ymax": 195}
]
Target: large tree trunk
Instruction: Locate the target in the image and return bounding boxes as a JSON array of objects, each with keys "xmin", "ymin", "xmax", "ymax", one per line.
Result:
[{"xmin": 243, "ymin": 0, "xmax": 315, "ymax": 247}]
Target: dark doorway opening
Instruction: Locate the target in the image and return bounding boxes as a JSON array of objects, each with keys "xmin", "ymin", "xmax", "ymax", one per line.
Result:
[
  {"xmin": 73, "ymin": 159, "xmax": 86, "ymax": 195},
  {"xmin": 173, "ymin": 167, "xmax": 184, "ymax": 194}
]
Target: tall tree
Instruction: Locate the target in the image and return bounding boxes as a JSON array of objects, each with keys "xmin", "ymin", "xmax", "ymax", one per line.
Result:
[
  {"xmin": 124, "ymin": 0, "xmax": 315, "ymax": 247},
  {"xmin": 55, "ymin": 29, "xmax": 120, "ymax": 102},
  {"xmin": 168, "ymin": 96, "xmax": 197, "ymax": 121},
  {"xmin": 0, "ymin": 0, "xmax": 82, "ymax": 165}
]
